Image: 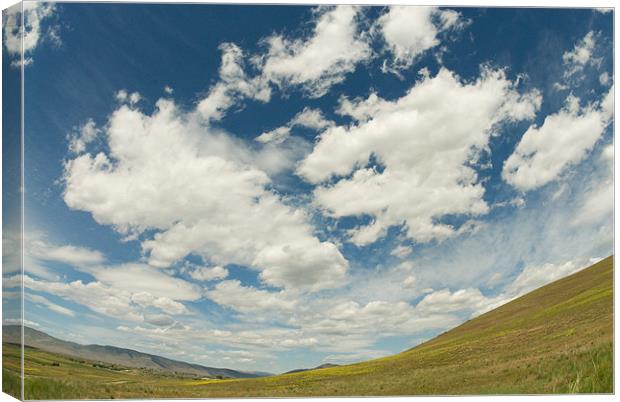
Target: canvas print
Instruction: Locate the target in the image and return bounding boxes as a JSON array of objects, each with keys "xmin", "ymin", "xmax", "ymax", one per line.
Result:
[{"xmin": 1, "ymin": 2, "xmax": 614, "ymax": 399}]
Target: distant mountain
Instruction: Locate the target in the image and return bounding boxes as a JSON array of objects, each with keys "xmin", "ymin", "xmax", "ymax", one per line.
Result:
[
  {"xmin": 284, "ymin": 363, "xmax": 340, "ymax": 374},
  {"xmin": 2, "ymin": 325, "xmax": 270, "ymax": 379}
]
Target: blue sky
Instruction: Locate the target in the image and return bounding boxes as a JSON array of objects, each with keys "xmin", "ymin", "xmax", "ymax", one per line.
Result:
[{"xmin": 2, "ymin": 3, "xmax": 614, "ymax": 373}]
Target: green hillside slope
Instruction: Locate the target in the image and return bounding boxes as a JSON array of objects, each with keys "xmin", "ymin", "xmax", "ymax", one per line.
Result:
[{"xmin": 3, "ymin": 256, "xmax": 613, "ymax": 398}]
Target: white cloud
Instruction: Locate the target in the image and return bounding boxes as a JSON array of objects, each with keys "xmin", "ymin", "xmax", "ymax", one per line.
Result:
[
  {"xmin": 9, "ymin": 233, "xmax": 103, "ymax": 280},
  {"xmin": 129, "ymin": 92, "xmax": 142, "ymax": 105},
  {"xmin": 503, "ymin": 87, "xmax": 613, "ymax": 191},
  {"xmin": 10, "ymin": 56, "xmax": 33, "ymax": 68},
  {"xmin": 144, "ymin": 313, "xmax": 175, "ymax": 327},
  {"xmin": 3, "ymin": 318, "xmax": 40, "ymax": 328},
  {"xmin": 402, "ymin": 275, "xmax": 416, "ymax": 289},
  {"xmin": 378, "ymin": 6, "xmax": 464, "ymax": 71},
  {"xmin": 116, "ymin": 89, "xmax": 128, "ymax": 102},
  {"xmin": 6, "ymin": 273, "xmax": 193, "ymax": 322},
  {"xmin": 298, "ymin": 68, "xmax": 541, "ymax": 246},
  {"xmin": 29, "ymin": 239, "xmax": 105, "ymax": 267},
  {"xmin": 562, "ymin": 31, "xmax": 599, "ymax": 79},
  {"xmin": 572, "ymin": 146, "xmax": 613, "ymax": 227},
  {"xmin": 89, "ymin": 263, "xmax": 201, "ymax": 302},
  {"xmin": 601, "ymin": 143, "xmax": 613, "ymax": 162},
  {"xmin": 290, "ymin": 107, "xmax": 333, "ymax": 130},
  {"xmin": 390, "ymin": 244, "xmax": 412, "ymax": 258},
  {"xmin": 259, "ymin": 6, "xmax": 371, "ymax": 97},
  {"xmin": 131, "ymin": 291, "xmax": 189, "ymax": 316},
  {"xmin": 197, "ymin": 43, "xmax": 271, "ymax": 123},
  {"xmin": 164, "ymin": 85, "xmax": 174, "ymax": 94},
  {"xmin": 206, "ymin": 280, "xmax": 297, "ymax": 313},
  {"xmin": 8, "ymin": 275, "xmax": 144, "ymax": 322},
  {"xmin": 187, "ymin": 265, "xmax": 229, "ymax": 282},
  {"xmin": 256, "ymin": 107, "xmax": 332, "ymax": 144},
  {"xmin": 2, "ymin": 2, "xmax": 57, "ymax": 66},
  {"xmin": 255, "ymin": 126, "xmax": 291, "ymax": 145},
  {"xmin": 572, "ymin": 180, "xmax": 613, "ymax": 227},
  {"xmin": 68, "ymin": 119, "xmax": 101, "ymax": 154},
  {"xmin": 27, "ymin": 293, "xmax": 75, "ymax": 317},
  {"xmin": 416, "ymin": 287, "xmax": 495, "ymax": 316},
  {"xmin": 503, "ymin": 260, "xmax": 583, "ymax": 297},
  {"xmin": 294, "ymin": 299, "xmax": 458, "ymax": 346},
  {"xmin": 599, "ymin": 72, "xmax": 610, "ymax": 85},
  {"xmin": 63, "ymin": 97, "xmax": 347, "ymax": 293}
]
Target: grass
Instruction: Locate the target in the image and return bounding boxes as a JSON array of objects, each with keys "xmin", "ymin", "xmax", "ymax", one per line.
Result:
[{"xmin": 2, "ymin": 256, "xmax": 613, "ymax": 399}]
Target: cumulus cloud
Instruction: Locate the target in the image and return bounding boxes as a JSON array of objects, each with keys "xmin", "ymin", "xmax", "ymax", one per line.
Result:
[
  {"xmin": 187, "ymin": 265, "xmax": 229, "ymax": 282},
  {"xmin": 377, "ymin": 6, "xmax": 464, "ymax": 72},
  {"xmin": 88, "ymin": 263, "xmax": 201, "ymax": 302},
  {"xmin": 562, "ymin": 31, "xmax": 600, "ymax": 79},
  {"xmin": 259, "ymin": 6, "xmax": 371, "ymax": 97},
  {"xmin": 6, "ymin": 275, "xmax": 141, "ymax": 322},
  {"xmin": 6, "ymin": 273, "xmax": 193, "ymax": 322},
  {"xmin": 503, "ymin": 87, "xmax": 613, "ymax": 191},
  {"xmin": 206, "ymin": 280, "xmax": 297, "ymax": 314},
  {"xmin": 298, "ymin": 68, "xmax": 541, "ymax": 246},
  {"xmin": 197, "ymin": 43, "xmax": 271, "ymax": 123},
  {"xmin": 2, "ymin": 2, "xmax": 58, "ymax": 67},
  {"xmin": 256, "ymin": 107, "xmax": 333, "ymax": 144},
  {"xmin": 7, "ymin": 234, "xmax": 200, "ymax": 319},
  {"xmin": 63, "ymin": 99, "xmax": 347, "ymax": 293},
  {"xmin": 68, "ymin": 119, "xmax": 101, "ymax": 154}
]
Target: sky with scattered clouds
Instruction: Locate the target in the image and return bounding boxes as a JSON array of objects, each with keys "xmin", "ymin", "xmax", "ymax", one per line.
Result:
[{"xmin": 2, "ymin": 3, "xmax": 614, "ymax": 374}]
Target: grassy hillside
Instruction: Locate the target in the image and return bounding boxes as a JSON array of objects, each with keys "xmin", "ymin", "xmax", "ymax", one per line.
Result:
[{"xmin": 3, "ymin": 256, "xmax": 613, "ymax": 398}]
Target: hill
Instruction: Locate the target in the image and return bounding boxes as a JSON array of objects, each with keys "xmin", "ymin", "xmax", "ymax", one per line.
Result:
[
  {"xmin": 2, "ymin": 256, "xmax": 613, "ymax": 398},
  {"xmin": 2, "ymin": 325, "xmax": 267, "ymax": 379},
  {"xmin": 284, "ymin": 363, "xmax": 340, "ymax": 374}
]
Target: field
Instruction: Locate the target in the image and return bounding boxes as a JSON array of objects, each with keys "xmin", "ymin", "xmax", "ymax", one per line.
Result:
[{"xmin": 2, "ymin": 256, "xmax": 613, "ymax": 399}]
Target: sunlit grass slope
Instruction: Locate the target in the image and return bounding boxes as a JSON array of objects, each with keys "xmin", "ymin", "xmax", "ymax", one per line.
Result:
[{"xmin": 3, "ymin": 256, "xmax": 613, "ymax": 398}]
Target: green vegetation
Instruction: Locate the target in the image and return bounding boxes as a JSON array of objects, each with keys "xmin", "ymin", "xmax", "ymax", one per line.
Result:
[{"xmin": 3, "ymin": 256, "xmax": 613, "ymax": 398}]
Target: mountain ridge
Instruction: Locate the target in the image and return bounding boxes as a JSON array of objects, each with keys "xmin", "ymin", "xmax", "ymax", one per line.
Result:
[{"xmin": 2, "ymin": 325, "xmax": 271, "ymax": 379}]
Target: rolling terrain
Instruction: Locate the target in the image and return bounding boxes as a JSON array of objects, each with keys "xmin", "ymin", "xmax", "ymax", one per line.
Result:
[
  {"xmin": 2, "ymin": 325, "xmax": 267, "ymax": 379},
  {"xmin": 2, "ymin": 256, "xmax": 613, "ymax": 398},
  {"xmin": 284, "ymin": 363, "xmax": 340, "ymax": 374}
]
